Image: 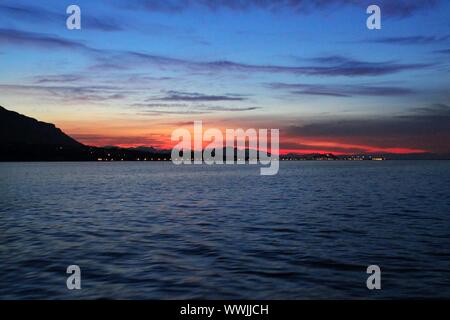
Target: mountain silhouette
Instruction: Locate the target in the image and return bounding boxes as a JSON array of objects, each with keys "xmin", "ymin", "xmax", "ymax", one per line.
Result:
[
  {"xmin": 0, "ymin": 106, "xmax": 82, "ymax": 147},
  {"xmin": 0, "ymin": 106, "xmax": 170, "ymax": 161}
]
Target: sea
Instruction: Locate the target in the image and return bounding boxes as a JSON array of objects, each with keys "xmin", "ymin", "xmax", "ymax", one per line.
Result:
[{"xmin": 0, "ymin": 161, "xmax": 449, "ymax": 299}]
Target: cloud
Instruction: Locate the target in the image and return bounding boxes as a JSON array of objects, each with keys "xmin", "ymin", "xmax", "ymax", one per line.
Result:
[
  {"xmin": 411, "ymin": 103, "xmax": 450, "ymax": 116},
  {"xmin": 132, "ymin": 103, "xmax": 188, "ymax": 108},
  {"xmin": 202, "ymin": 57, "xmax": 431, "ymax": 77},
  {"xmin": 138, "ymin": 110, "xmax": 209, "ymax": 115},
  {"xmin": 434, "ymin": 48, "xmax": 450, "ymax": 54},
  {"xmin": 373, "ymin": 0, "xmax": 441, "ymax": 17},
  {"xmin": 126, "ymin": 74, "xmax": 174, "ymax": 82},
  {"xmin": 32, "ymin": 74, "xmax": 87, "ymax": 84},
  {"xmin": 206, "ymin": 106, "xmax": 259, "ymax": 111},
  {"xmin": 368, "ymin": 35, "xmax": 450, "ymax": 45},
  {"xmin": 94, "ymin": 51, "xmax": 431, "ymax": 77},
  {"xmin": 0, "ymin": 28, "xmax": 100, "ymax": 54},
  {"xmin": 0, "ymin": 83, "xmax": 128, "ymax": 103},
  {"xmin": 132, "ymin": 102, "xmax": 259, "ymax": 115},
  {"xmin": 0, "ymin": 3, "xmax": 125, "ymax": 32},
  {"xmin": 120, "ymin": 0, "xmax": 442, "ymax": 17},
  {"xmin": 88, "ymin": 51, "xmax": 189, "ymax": 71},
  {"xmin": 152, "ymin": 90, "xmax": 247, "ymax": 102},
  {"xmin": 284, "ymin": 104, "xmax": 450, "ymax": 153},
  {"xmin": 0, "ymin": 3, "xmax": 54, "ymax": 22},
  {"xmin": 268, "ymin": 82, "xmax": 416, "ymax": 97},
  {"xmin": 30, "ymin": 73, "xmax": 174, "ymax": 88},
  {"xmin": 1, "ymin": 28, "xmax": 432, "ymax": 78}
]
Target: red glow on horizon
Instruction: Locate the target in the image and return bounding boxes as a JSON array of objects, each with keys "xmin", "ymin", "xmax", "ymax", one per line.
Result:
[{"xmin": 75, "ymin": 134, "xmax": 427, "ymax": 156}]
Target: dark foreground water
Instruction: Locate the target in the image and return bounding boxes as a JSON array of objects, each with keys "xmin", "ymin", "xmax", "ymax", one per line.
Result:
[{"xmin": 0, "ymin": 161, "xmax": 449, "ymax": 299}]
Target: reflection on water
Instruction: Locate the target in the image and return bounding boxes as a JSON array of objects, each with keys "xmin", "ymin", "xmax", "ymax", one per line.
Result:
[{"xmin": 0, "ymin": 161, "xmax": 449, "ymax": 299}]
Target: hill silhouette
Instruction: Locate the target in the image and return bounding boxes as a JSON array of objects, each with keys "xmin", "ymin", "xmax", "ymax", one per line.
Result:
[
  {"xmin": 0, "ymin": 106, "xmax": 82, "ymax": 147},
  {"xmin": 0, "ymin": 106, "xmax": 170, "ymax": 161}
]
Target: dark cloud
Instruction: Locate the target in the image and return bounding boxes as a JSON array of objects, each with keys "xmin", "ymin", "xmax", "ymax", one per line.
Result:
[
  {"xmin": 84, "ymin": 17, "xmax": 126, "ymax": 32},
  {"xmin": 305, "ymin": 55, "xmax": 432, "ymax": 76},
  {"xmin": 138, "ymin": 110, "xmax": 208, "ymax": 115},
  {"xmin": 268, "ymin": 82, "xmax": 416, "ymax": 97},
  {"xmin": 0, "ymin": 3, "xmax": 124, "ymax": 32},
  {"xmin": 27, "ymin": 73, "xmax": 174, "ymax": 93},
  {"xmin": 309, "ymin": 55, "xmax": 354, "ymax": 64},
  {"xmin": 167, "ymin": 121, "xmax": 197, "ymax": 126},
  {"xmin": 206, "ymin": 106, "xmax": 259, "ymax": 112},
  {"xmin": 0, "ymin": 83, "xmax": 128, "ymax": 103},
  {"xmin": 202, "ymin": 58, "xmax": 431, "ymax": 77},
  {"xmin": 120, "ymin": 0, "xmax": 441, "ymax": 17},
  {"xmin": 0, "ymin": 3, "xmax": 212, "ymax": 44},
  {"xmin": 132, "ymin": 103, "xmax": 188, "ymax": 108},
  {"xmin": 434, "ymin": 48, "xmax": 450, "ymax": 54},
  {"xmin": 373, "ymin": 0, "xmax": 441, "ymax": 17},
  {"xmin": 1, "ymin": 28, "xmax": 432, "ymax": 78},
  {"xmin": 412, "ymin": 103, "xmax": 450, "ymax": 116},
  {"xmin": 284, "ymin": 104, "xmax": 450, "ymax": 153},
  {"xmin": 132, "ymin": 102, "xmax": 259, "ymax": 115},
  {"xmin": 0, "ymin": 28, "xmax": 99, "ymax": 54},
  {"xmin": 95, "ymin": 52, "xmax": 431, "ymax": 77},
  {"xmin": 368, "ymin": 35, "xmax": 450, "ymax": 45},
  {"xmin": 0, "ymin": 3, "xmax": 55, "ymax": 22},
  {"xmin": 126, "ymin": 74, "xmax": 174, "ymax": 82},
  {"xmin": 90, "ymin": 51, "xmax": 188, "ymax": 71},
  {"xmin": 32, "ymin": 74, "xmax": 87, "ymax": 84},
  {"xmin": 153, "ymin": 91, "xmax": 247, "ymax": 102}
]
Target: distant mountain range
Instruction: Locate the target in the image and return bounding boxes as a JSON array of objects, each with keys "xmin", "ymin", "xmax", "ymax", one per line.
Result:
[{"xmin": 1, "ymin": 106, "xmax": 449, "ymax": 161}]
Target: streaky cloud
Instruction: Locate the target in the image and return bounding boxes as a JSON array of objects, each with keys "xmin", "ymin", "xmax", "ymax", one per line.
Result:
[
  {"xmin": 120, "ymin": 0, "xmax": 442, "ymax": 17},
  {"xmin": 1, "ymin": 28, "xmax": 432, "ymax": 78},
  {"xmin": 0, "ymin": 83, "xmax": 129, "ymax": 103},
  {"xmin": 153, "ymin": 91, "xmax": 247, "ymax": 102},
  {"xmin": 32, "ymin": 74, "xmax": 87, "ymax": 84},
  {"xmin": 132, "ymin": 102, "xmax": 259, "ymax": 115},
  {"xmin": 94, "ymin": 51, "xmax": 432, "ymax": 77},
  {"xmin": 0, "ymin": 28, "xmax": 100, "ymax": 54},
  {"xmin": 434, "ymin": 48, "xmax": 450, "ymax": 54},
  {"xmin": 0, "ymin": 3, "xmax": 124, "ymax": 32},
  {"xmin": 268, "ymin": 82, "xmax": 416, "ymax": 97},
  {"xmin": 411, "ymin": 103, "xmax": 450, "ymax": 116},
  {"xmin": 368, "ymin": 35, "xmax": 450, "ymax": 45}
]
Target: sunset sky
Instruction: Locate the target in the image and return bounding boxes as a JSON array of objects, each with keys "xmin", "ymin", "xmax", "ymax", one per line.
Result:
[{"xmin": 1, "ymin": 0, "xmax": 449, "ymax": 154}]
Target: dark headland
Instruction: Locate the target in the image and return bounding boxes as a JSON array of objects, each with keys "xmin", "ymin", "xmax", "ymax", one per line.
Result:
[{"xmin": 0, "ymin": 106, "xmax": 170, "ymax": 161}]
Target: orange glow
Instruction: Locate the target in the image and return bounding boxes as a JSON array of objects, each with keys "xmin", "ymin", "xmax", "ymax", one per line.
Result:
[{"xmin": 53, "ymin": 118, "xmax": 428, "ymax": 155}]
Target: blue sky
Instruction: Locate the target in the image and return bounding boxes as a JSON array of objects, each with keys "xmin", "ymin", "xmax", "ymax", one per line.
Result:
[{"xmin": 1, "ymin": 0, "xmax": 449, "ymax": 153}]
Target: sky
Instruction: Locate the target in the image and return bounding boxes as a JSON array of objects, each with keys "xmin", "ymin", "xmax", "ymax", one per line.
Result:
[{"xmin": 0, "ymin": 0, "xmax": 449, "ymax": 155}]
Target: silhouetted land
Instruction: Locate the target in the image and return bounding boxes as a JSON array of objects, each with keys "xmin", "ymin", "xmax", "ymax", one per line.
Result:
[
  {"xmin": 1, "ymin": 106, "xmax": 449, "ymax": 161},
  {"xmin": 0, "ymin": 106, "xmax": 170, "ymax": 161}
]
